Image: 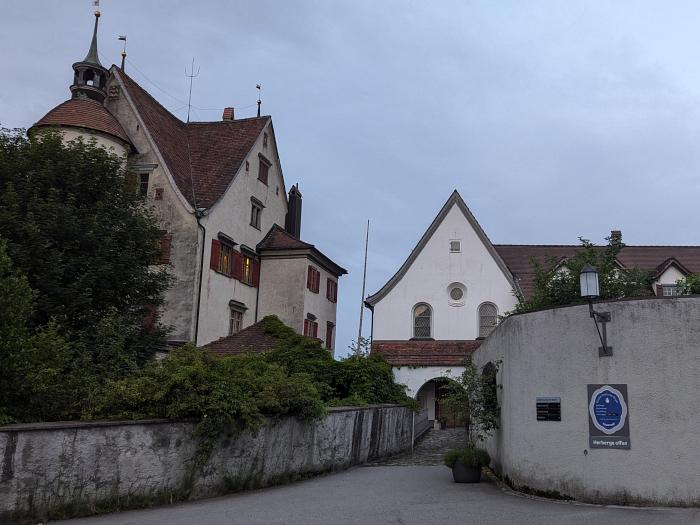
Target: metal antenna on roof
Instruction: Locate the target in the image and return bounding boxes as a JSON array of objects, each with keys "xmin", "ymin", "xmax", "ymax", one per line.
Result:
[
  {"xmin": 118, "ymin": 35, "xmax": 127, "ymax": 70},
  {"xmin": 356, "ymin": 219, "xmax": 370, "ymax": 356},
  {"xmin": 185, "ymin": 58, "xmax": 200, "ymax": 123},
  {"xmin": 256, "ymin": 84, "xmax": 262, "ymax": 117}
]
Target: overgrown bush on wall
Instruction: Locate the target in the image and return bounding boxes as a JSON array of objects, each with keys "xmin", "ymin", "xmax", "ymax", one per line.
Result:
[
  {"xmin": 87, "ymin": 316, "xmax": 413, "ymax": 461},
  {"xmin": 515, "ymin": 237, "xmax": 654, "ymax": 313}
]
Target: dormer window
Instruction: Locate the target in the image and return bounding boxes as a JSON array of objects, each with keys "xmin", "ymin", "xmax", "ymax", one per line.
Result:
[{"xmin": 258, "ymin": 154, "xmax": 271, "ymax": 185}]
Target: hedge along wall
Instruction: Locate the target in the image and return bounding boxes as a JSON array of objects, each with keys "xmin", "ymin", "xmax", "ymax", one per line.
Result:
[
  {"xmin": 472, "ymin": 296, "xmax": 700, "ymax": 506},
  {"xmin": 0, "ymin": 404, "xmax": 413, "ymax": 522}
]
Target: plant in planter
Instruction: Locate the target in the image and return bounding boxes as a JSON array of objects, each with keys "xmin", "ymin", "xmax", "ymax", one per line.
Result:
[
  {"xmin": 441, "ymin": 359, "xmax": 500, "ymax": 483},
  {"xmin": 444, "ymin": 446, "xmax": 491, "ymax": 483}
]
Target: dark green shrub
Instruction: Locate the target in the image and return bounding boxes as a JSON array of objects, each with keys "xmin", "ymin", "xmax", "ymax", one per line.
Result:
[{"xmin": 443, "ymin": 446, "xmax": 490, "ymax": 469}]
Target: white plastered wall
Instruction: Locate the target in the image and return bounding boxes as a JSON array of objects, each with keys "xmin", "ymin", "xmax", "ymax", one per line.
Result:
[
  {"xmin": 198, "ymin": 121, "xmax": 288, "ymax": 345},
  {"xmin": 56, "ymin": 128, "xmax": 129, "ymax": 158}
]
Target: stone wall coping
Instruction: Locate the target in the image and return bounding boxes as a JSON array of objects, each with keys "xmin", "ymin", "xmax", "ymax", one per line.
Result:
[
  {"xmin": 0, "ymin": 405, "xmax": 406, "ymax": 433},
  {"xmin": 506, "ymin": 294, "xmax": 700, "ymax": 318}
]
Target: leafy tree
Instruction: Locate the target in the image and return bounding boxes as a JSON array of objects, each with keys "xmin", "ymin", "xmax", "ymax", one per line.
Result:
[
  {"xmin": 441, "ymin": 360, "xmax": 500, "ymax": 445},
  {"xmin": 515, "ymin": 237, "xmax": 653, "ymax": 313},
  {"xmin": 0, "ymin": 237, "xmax": 85, "ymax": 423},
  {"xmin": 0, "ymin": 128, "xmax": 170, "ymax": 363},
  {"xmin": 676, "ymin": 274, "xmax": 700, "ymax": 295}
]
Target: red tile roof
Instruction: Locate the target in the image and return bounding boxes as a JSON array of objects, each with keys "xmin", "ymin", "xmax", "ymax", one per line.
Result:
[
  {"xmin": 257, "ymin": 224, "xmax": 314, "ymax": 251},
  {"xmin": 32, "ymin": 98, "xmax": 131, "ymax": 144},
  {"xmin": 115, "ymin": 68, "xmax": 269, "ymax": 209},
  {"xmin": 257, "ymin": 225, "xmax": 348, "ymax": 276},
  {"xmin": 371, "ymin": 340, "xmax": 480, "ymax": 366},
  {"xmin": 494, "ymin": 245, "xmax": 700, "ymax": 298},
  {"xmin": 204, "ymin": 320, "xmax": 280, "ymax": 356}
]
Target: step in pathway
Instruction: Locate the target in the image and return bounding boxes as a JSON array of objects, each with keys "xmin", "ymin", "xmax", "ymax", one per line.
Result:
[{"xmin": 367, "ymin": 427, "xmax": 467, "ymax": 466}]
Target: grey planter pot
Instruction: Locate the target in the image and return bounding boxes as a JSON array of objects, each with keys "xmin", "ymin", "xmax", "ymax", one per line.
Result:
[{"xmin": 451, "ymin": 460, "xmax": 482, "ymax": 483}]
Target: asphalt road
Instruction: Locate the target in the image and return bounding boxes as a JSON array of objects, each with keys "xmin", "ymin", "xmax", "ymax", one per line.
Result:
[{"xmin": 57, "ymin": 465, "xmax": 700, "ymax": 525}]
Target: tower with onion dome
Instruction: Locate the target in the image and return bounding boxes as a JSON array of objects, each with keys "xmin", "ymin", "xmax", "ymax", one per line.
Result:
[{"xmin": 29, "ymin": 8, "xmax": 132, "ymax": 156}]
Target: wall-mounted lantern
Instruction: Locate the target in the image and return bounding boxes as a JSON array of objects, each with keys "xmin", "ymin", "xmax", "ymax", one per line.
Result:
[{"xmin": 579, "ymin": 264, "xmax": 612, "ymax": 357}]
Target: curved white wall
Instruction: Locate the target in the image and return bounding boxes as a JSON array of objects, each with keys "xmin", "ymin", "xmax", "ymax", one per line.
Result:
[
  {"xmin": 57, "ymin": 128, "xmax": 129, "ymax": 158},
  {"xmin": 473, "ymin": 297, "xmax": 700, "ymax": 505}
]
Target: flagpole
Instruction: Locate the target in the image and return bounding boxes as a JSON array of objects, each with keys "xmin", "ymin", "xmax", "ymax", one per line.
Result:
[{"xmin": 357, "ymin": 219, "xmax": 369, "ymax": 355}]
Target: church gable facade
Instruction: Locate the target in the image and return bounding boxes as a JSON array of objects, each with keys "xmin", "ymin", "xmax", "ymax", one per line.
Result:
[
  {"xmin": 366, "ymin": 191, "xmax": 517, "ymax": 342},
  {"xmin": 30, "ymin": 10, "xmax": 346, "ymax": 351}
]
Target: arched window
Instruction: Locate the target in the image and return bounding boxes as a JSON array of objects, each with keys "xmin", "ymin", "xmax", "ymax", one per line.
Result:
[
  {"xmin": 478, "ymin": 303, "xmax": 498, "ymax": 338},
  {"xmin": 413, "ymin": 303, "xmax": 432, "ymax": 338}
]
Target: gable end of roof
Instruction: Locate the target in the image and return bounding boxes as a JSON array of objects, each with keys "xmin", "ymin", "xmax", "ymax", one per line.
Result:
[{"xmin": 365, "ymin": 190, "xmax": 519, "ymax": 306}]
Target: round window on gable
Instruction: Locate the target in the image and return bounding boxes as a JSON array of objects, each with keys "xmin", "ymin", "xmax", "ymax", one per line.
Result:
[{"xmin": 447, "ymin": 282, "xmax": 466, "ymax": 306}]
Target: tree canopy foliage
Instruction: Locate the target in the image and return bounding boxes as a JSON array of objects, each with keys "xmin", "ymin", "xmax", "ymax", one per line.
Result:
[
  {"xmin": 0, "ymin": 129, "xmax": 170, "ymax": 422},
  {"xmin": 514, "ymin": 237, "xmax": 654, "ymax": 313},
  {"xmin": 676, "ymin": 274, "xmax": 700, "ymax": 295}
]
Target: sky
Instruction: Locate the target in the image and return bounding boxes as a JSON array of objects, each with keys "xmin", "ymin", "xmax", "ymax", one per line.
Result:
[{"xmin": 2, "ymin": 1, "xmax": 699, "ymax": 357}]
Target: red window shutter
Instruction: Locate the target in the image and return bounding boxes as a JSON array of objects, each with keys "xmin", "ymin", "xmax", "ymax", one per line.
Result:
[
  {"xmin": 159, "ymin": 231, "xmax": 172, "ymax": 264},
  {"xmin": 314, "ymin": 269, "xmax": 320, "ymax": 293},
  {"xmin": 326, "ymin": 278, "xmax": 330, "ymax": 300},
  {"xmin": 252, "ymin": 259, "xmax": 261, "ymax": 287},
  {"xmin": 326, "ymin": 323, "xmax": 334, "ymax": 349},
  {"xmin": 333, "ymin": 281, "xmax": 337, "ymax": 302},
  {"xmin": 210, "ymin": 239, "xmax": 221, "ymax": 271},
  {"xmin": 307, "ymin": 265, "xmax": 313, "ymax": 290},
  {"xmin": 312, "ymin": 321, "xmax": 318, "ymax": 339},
  {"xmin": 656, "ymin": 284, "xmax": 663, "ymax": 297},
  {"xmin": 303, "ymin": 319, "xmax": 309, "ymax": 336},
  {"xmin": 232, "ymin": 251, "xmax": 243, "ymax": 280}
]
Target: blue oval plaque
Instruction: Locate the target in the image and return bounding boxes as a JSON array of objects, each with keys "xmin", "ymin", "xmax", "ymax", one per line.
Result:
[{"xmin": 588, "ymin": 385, "xmax": 627, "ymax": 435}]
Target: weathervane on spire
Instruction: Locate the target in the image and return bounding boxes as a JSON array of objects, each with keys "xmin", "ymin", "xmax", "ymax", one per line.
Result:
[
  {"xmin": 256, "ymin": 84, "xmax": 262, "ymax": 117},
  {"xmin": 118, "ymin": 35, "xmax": 127, "ymax": 70},
  {"xmin": 92, "ymin": 0, "xmax": 100, "ymax": 16}
]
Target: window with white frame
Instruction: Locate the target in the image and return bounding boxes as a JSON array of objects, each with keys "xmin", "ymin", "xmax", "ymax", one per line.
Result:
[
  {"xmin": 229, "ymin": 308, "xmax": 243, "ymax": 335},
  {"xmin": 413, "ymin": 303, "xmax": 432, "ymax": 338},
  {"xmin": 662, "ymin": 285, "xmax": 681, "ymax": 297},
  {"xmin": 478, "ymin": 302, "xmax": 498, "ymax": 338}
]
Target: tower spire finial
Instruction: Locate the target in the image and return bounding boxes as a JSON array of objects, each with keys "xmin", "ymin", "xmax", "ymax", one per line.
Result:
[
  {"xmin": 70, "ymin": 3, "xmax": 109, "ymax": 102},
  {"xmin": 83, "ymin": 8, "xmax": 103, "ymax": 66}
]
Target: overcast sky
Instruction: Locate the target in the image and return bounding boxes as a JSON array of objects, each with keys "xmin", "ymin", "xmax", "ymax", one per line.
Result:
[{"xmin": 2, "ymin": 1, "xmax": 699, "ymax": 357}]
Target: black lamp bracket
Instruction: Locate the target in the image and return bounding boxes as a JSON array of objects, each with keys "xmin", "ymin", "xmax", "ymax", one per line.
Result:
[{"xmin": 588, "ymin": 300, "xmax": 612, "ymax": 357}]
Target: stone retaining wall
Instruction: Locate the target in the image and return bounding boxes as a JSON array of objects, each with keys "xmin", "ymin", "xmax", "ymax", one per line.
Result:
[{"xmin": 0, "ymin": 405, "xmax": 413, "ymax": 522}]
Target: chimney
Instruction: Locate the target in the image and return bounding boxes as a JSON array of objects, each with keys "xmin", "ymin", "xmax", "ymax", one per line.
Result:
[
  {"xmin": 285, "ymin": 184, "xmax": 303, "ymax": 238},
  {"xmin": 610, "ymin": 230, "xmax": 622, "ymax": 244},
  {"xmin": 222, "ymin": 107, "xmax": 235, "ymax": 121}
]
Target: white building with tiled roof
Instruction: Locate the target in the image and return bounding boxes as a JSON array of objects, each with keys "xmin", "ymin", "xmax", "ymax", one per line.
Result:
[
  {"xmin": 367, "ymin": 190, "xmax": 700, "ymax": 426},
  {"xmin": 30, "ymin": 11, "xmax": 346, "ymax": 351}
]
